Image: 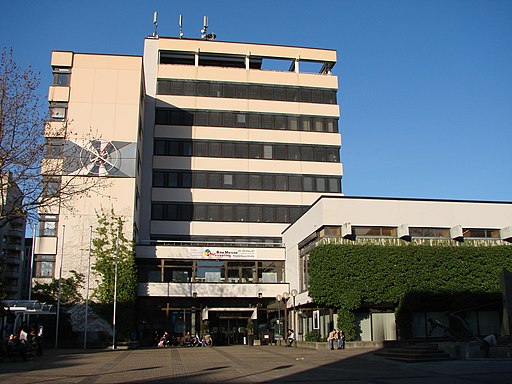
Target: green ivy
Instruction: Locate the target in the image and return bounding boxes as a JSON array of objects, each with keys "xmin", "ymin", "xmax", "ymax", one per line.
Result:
[{"xmin": 309, "ymin": 243, "xmax": 512, "ymax": 340}]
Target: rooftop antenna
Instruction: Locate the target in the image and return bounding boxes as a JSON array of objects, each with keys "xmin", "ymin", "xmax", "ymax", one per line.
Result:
[
  {"xmin": 201, "ymin": 16, "xmax": 216, "ymax": 40},
  {"xmin": 179, "ymin": 15, "xmax": 184, "ymax": 38},
  {"xmin": 201, "ymin": 16, "xmax": 208, "ymax": 39},
  {"xmin": 153, "ymin": 11, "xmax": 158, "ymax": 37}
]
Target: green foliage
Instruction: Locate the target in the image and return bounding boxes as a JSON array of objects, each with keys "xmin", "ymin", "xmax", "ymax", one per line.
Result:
[
  {"xmin": 336, "ymin": 308, "xmax": 357, "ymax": 341},
  {"xmin": 32, "ymin": 270, "xmax": 84, "ymax": 305},
  {"xmin": 92, "ymin": 209, "xmax": 138, "ymax": 339},
  {"xmin": 304, "ymin": 330, "xmax": 322, "ymax": 342},
  {"xmin": 309, "ymin": 243, "xmax": 512, "ymax": 339}
]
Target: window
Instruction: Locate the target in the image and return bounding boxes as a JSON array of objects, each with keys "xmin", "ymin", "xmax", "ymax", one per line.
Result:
[
  {"xmin": 209, "ymin": 141, "xmax": 222, "ymax": 157},
  {"xmin": 352, "ymin": 227, "xmax": 397, "ymax": 237},
  {"xmin": 49, "ymin": 102, "xmax": 67, "ymax": 121},
  {"xmin": 40, "ymin": 215, "xmax": 58, "ymax": 237},
  {"xmin": 409, "ymin": 227, "xmax": 450, "ymax": 238},
  {"xmin": 52, "ymin": 68, "xmax": 71, "ymax": 86},
  {"xmin": 263, "ymin": 145, "xmax": 273, "ymax": 159},
  {"xmin": 249, "ymin": 143, "xmax": 261, "ymax": 159},
  {"xmin": 36, "ymin": 255, "xmax": 55, "ymax": 277},
  {"xmin": 153, "ymin": 171, "xmax": 165, "ymax": 187},
  {"xmin": 463, "ymin": 228, "xmax": 500, "ymax": 239},
  {"xmin": 46, "ymin": 139, "xmax": 63, "ymax": 158}
]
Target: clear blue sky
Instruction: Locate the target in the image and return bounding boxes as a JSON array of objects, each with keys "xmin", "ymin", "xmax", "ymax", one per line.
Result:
[{"xmin": 1, "ymin": 0, "xmax": 511, "ymax": 202}]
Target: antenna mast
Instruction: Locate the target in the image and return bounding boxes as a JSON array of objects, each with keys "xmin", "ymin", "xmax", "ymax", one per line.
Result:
[
  {"xmin": 201, "ymin": 16, "xmax": 216, "ymax": 40},
  {"xmin": 179, "ymin": 15, "xmax": 184, "ymax": 38},
  {"xmin": 153, "ymin": 11, "xmax": 158, "ymax": 37}
]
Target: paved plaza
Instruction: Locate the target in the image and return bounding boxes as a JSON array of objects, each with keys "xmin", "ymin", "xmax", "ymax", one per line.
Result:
[{"xmin": 0, "ymin": 345, "xmax": 511, "ymax": 383}]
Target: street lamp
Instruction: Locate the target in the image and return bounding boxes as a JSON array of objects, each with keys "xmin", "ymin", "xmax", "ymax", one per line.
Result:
[
  {"xmin": 282, "ymin": 292, "xmax": 290, "ymax": 344},
  {"xmin": 276, "ymin": 294, "xmax": 282, "ymax": 345},
  {"xmin": 290, "ymin": 289, "xmax": 298, "ymax": 347}
]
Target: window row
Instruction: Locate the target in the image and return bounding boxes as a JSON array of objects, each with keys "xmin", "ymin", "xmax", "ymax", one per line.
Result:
[
  {"xmin": 153, "ymin": 170, "xmax": 341, "ymax": 193},
  {"xmin": 138, "ymin": 259, "xmax": 285, "ymax": 284},
  {"xmin": 155, "ymin": 108, "xmax": 339, "ymax": 133},
  {"xmin": 157, "ymin": 79, "xmax": 337, "ymax": 104},
  {"xmin": 148, "ymin": 236, "xmax": 283, "ymax": 247},
  {"xmin": 316, "ymin": 225, "xmax": 501, "ymax": 240},
  {"xmin": 152, "ymin": 203, "xmax": 309, "ymax": 223},
  {"xmin": 154, "ymin": 139, "xmax": 340, "ymax": 163}
]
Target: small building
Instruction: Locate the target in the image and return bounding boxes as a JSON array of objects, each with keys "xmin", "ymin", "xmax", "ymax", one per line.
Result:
[{"xmin": 282, "ymin": 196, "xmax": 512, "ymax": 342}]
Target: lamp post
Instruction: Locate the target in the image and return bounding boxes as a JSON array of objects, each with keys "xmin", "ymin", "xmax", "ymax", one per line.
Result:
[
  {"xmin": 290, "ymin": 289, "xmax": 298, "ymax": 347},
  {"xmin": 275, "ymin": 294, "xmax": 282, "ymax": 345},
  {"xmin": 282, "ymin": 292, "xmax": 290, "ymax": 344}
]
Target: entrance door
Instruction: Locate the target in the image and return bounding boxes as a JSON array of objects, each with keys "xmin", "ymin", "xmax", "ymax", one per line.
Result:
[{"xmin": 215, "ymin": 317, "xmax": 247, "ymax": 345}]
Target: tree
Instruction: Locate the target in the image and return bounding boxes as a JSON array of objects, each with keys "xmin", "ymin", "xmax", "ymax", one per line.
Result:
[
  {"xmin": 31, "ymin": 270, "xmax": 85, "ymax": 305},
  {"xmin": 0, "ymin": 47, "xmax": 101, "ymax": 227},
  {"xmin": 91, "ymin": 209, "xmax": 137, "ymax": 339}
]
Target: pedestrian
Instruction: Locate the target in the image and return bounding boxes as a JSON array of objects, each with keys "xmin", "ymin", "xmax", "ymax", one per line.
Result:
[
  {"xmin": 327, "ymin": 329, "xmax": 338, "ymax": 350},
  {"xmin": 337, "ymin": 328, "xmax": 345, "ymax": 350},
  {"xmin": 36, "ymin": 323, "xmax": 44, "ymax": 356},
  {"xmin": 287, "ymin": 329, "xmax": 295, "ymax": 347},
  {"xmin": 480, "ymin": 334, "xmax": 497, "ymax": 358}
]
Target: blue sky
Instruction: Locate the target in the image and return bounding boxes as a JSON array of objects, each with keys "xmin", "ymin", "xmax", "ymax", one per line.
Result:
[{"xmin": 1, "ymin": 0, "xmax": 511, "ymax": 202}]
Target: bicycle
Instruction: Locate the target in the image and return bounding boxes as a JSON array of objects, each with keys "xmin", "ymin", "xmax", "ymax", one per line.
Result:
[{"xmin": 201, "ymin": 334, "xmax": 213, "ymax": 347}]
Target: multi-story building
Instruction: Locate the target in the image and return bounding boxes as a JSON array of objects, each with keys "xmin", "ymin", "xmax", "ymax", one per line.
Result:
[
  {"xmin": 0, "ymin": 173, "xmax": 27, "ymax": 300},
  {"xmin": 36, "ymin": 35, "xmax": 342, "ymax": 344}
]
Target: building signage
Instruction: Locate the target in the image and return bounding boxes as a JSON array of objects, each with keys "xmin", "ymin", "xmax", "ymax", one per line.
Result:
[
  {"xmin": 202, "ymin": 248, "xmax": 256, "ymax": 258},
  {"xmin": 164, "ymin": 247, "xmax": 257, "ymax": 259}
]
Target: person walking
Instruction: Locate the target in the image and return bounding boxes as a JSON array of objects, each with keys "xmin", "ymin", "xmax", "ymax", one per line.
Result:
[{"xmin": 287, "ymin": 329, "xmax": 295, "ymax": 347}]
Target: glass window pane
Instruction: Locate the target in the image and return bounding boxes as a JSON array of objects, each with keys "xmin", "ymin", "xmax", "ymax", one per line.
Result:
[
  {"xmin": 182, "ymin": 172, "xmax": 192, "ymax": 188},
  {"xmin": 262, "ymin": 174, "xmax": 275, "ymax": 190},
  {"xmin": 263, "ymin": 145, "xmax": 273, "ymax": 159},
  {"xmin": 235, "ymin": 174, "xmax": 248, "ymax": 189},
  {"xmin": 248, "ymin": 175, "xmax": 262, "ymax": 190},
  {"xmin": 289, "ymin": 176, "xmax": 301, "ymax": 191},
  {"xmin": 167, "ymin": 172, "xmax": 178, "ymax": 187},
  {"xmin": 236, "ymin": 84, "xmax": 248, "ymax": 98},
  {"xmin": 249, "ymin": 143, "xmax": 261, "ymax": 159},
  {"xmin": 194, "ymin": 173, "xmax": 208, "ymax": 188},
  {"xmin": 235, "ymin": 143, "xmax": 248, "ymax": 158},
  {"xmin": 301, "ymin": 147, "xmax": 314, "ymax": 161},
  {"xmin": 154, "ymin": 140, "xmax": 166, "ymax": 155},
  {"xmin": 248, "ymin": 114, "xmax": 261, "ymax": 128},
  {"xmin": 275, "ymin": 175, "xmax": 287, "ymax": 191},
  {"xmin": 223, "ymin": 174, "xmax": 234, "ymax": 188},
  {"xmin": 197, "ymin": 82, "xmax": 209, "ymax": 96},
  {"xmin": 194, "ymin": 142, "xmax": 208, "ymax": 157},
  {"xmin": 303, "ymin": 176, "xmax": 313, "ymax": 191},
  {"xmin": 288, "ymin": 116, "xmax": 298, "ymax": 131},
  {"xmin": 223, "ymin": 142, "xmax": 235, "ymax": 158},
  {"xmin": 208, "ymin": 173, "xmax": 221, "ymax": 188},
  {"xmin": 210, "ymin": 141, "xmax": 222, "ymax": 157}
]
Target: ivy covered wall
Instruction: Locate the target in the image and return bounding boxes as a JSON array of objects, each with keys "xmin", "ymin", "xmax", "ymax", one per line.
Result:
[{"xmin": 308, "ymin": 241, "xmax": 512, "ymax": 339}]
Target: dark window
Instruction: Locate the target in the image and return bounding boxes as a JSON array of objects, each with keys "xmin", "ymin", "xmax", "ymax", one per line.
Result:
[
  {"xmin": 275, "ymin": 145, "xmax": 288, "ymax": 160},
  {"xmin": 235, "ymin": 174, "xmax": 248, "ymax": 189},
  {"xmin": 235, "ymin": 143, "xmax": 248, "ymax": 158},
  {"xmin": 154, "ymin": 140, "xmax": 166, "ymax": 155},
  {"xmin": 194, "ymin": 173, "xmax": 208, "ymax": 188},
  {"xmin": 275, "ymin": 175, "xmax": 287, "ymax": 191},
  {"xmin": 209, "ymin": 142, "xmax": 222, "ymax": 157},
  {"xmin": 314, "ymin": 147, "xmax": 327, "ymax": 162},
  {"xmin": 167, "ymin": 172, "xmax": 178, "ymax": 187},
  {"xmin": 182, "ymin": 172, "xmax": 192, "ymax": 188},
  {"xmin": 210, "ymin": 83, "xmax": 222, "ymax": 97},
  {"xmin": 289, "ymin": 176, "xmax": 302, "ymax": 191},
  {"xmin": 194, "ymin": 142, "xmax": 208, "ymax": 157},
  {"xmin": 273, "ymin": 87, "xmax": 286, "ymax": 101},
  {"xmin": 197, "ymin": 82, "xmax": 210, "ymax": 97},
  {"xmin": 287, "ymin": 88, "xmax": 298, "ymax": 102},
  {"xmin": 223, "ymin": 142, "xmax": 235, "ymax": 158},
  {"xmin": 183, "ymin": 82, "xmax": 196, "ymax": 96},
  {"xmin": 248, "ymin": 114, "xmax": 261, "ymax": 128},
  {"xmin": 170, "ymin": 81, "xmax": 184, "ymax": 95},
  {"xmin": 224, "ymin": 83, "xmax": 236, "ymax": 98},
  {"xmin": 262, "ymin": 174, "xmax": 275, "ymax": 190},
  {"xmin": 248, "ymin": 85, "xmax": 260, "ymax": 99},
  {"xmin": 248, "ymin": 175, "xmax": 262, "ymax": 190},
  {"xmin": 236, "ymin": 84, "xmax": 248, "ymax": 99},
  {"xmin": 261, "ymin": 86, "xmax": 273, "ymax": 100},
  {"xmin": 249, "ymin": 143, "xmax": 261, "ymax": 159},
  {"xmin": 299, "ymin": 88, "xmax": 311, "ymax": 102},
  {"xmin": 301, "ymin": 146, "xmax": 314, "ymax": 161},
  {"xmin": 208, "ymin": 173, "xmax": 221, "ymax": 188}
]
